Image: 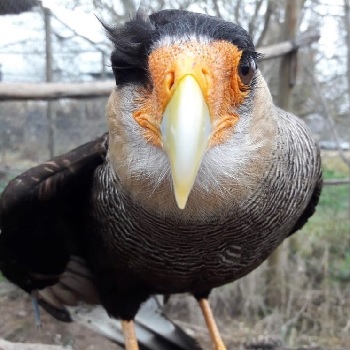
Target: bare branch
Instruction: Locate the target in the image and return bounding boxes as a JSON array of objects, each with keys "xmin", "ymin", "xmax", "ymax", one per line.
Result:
[
  {"xmin": 248, "ymin": 0, "xmax": 265, "ymax": 37},
  {"xmin": 234, "ymin": 0, "xmax": 243, "ymax": 25},
  {"xmin": 0, "ymin": 81, "xmax": 114, "ymax": 100},
  {"xmin": 255, "ymin": 0, "xmax": 274, "ymax": 47},
  {"xmin": 48, "ymin": 11, "xmax": 109, "ymax": 55},
  {"xmin": 258, "ymin": 30, "xmax": 320, "ymax": 60},
  {"xmin": 211, "ymin": 0, "xmax": 223, "ymax": 19},
  {"xmin": 303, "ymin": 63, "xmax": 350, "ymax": 167},
  {"xmin": 323, "ymin": 179, "xmax": 350, "ymax": 186}
]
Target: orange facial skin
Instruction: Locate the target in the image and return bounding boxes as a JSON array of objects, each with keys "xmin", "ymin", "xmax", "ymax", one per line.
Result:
[{"xmin": 133, "ymin": 40, "xmax": 250, "ymax": 148}]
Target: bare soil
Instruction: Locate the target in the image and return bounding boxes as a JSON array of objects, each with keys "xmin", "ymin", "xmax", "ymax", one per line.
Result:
[{"xmin": 0, "ymin": 282, "xmax": 121, "ymax": 350}]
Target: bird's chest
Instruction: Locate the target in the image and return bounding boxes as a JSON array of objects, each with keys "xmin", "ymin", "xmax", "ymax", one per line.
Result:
[{"xmin": 88, "ymin": 184, "xmax": 290, "ymax": 294}]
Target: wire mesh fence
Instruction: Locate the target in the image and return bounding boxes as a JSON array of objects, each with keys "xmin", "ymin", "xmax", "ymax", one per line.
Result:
[{"xmin": 0, "ymin": 0, "xmax": 110, "ymax": 163}]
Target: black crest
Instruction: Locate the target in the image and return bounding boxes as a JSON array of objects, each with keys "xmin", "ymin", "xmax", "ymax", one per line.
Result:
[
  {"xmin": 104, "ymin": 9, "xmax": 257, "ymax": 86},
  {"xmin": 103, "ymin": 9, "xmax": 156, "ymax": 85}
]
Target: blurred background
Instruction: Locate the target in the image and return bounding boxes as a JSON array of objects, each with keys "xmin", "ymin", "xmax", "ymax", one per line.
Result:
[{"xmin": 0, "ymin": 0, "xmax": 349, "ymax": 349}]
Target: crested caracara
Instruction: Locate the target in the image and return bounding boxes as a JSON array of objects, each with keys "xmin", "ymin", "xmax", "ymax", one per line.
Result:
[{"xmin": 0, "ymin": 9, "xmax": 322, "ymax": 350}]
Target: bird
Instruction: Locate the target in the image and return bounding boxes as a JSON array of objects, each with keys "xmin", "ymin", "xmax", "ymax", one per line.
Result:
[{"xmin": 0, "ymin": 8, "xmax": 322, "ymax": 350}]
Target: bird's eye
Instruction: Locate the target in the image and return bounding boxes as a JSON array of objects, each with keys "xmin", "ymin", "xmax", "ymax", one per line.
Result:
[{"xmin": 238, "ymin": 58, "xmax": 257, "ymax": 85}]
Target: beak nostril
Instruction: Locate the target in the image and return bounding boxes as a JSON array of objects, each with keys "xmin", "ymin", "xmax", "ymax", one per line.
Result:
[
  {"xmin": 200, "ymin": 67, "xmax": 210, "ymax": 95},
  {"xmin": 202, "ymin": 67, "xmax": 210, "ymax": 79},
  {"xmin": 165, "ymin": 71, "xmax": 175, "ymax": 94}
]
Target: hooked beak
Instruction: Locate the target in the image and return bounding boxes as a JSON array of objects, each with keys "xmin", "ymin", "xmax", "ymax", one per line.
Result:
[{"xmin": 161, "ymin": 74, "xmax": 211, "ymax": 209}]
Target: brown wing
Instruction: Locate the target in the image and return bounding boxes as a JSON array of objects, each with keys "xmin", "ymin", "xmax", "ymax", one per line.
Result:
[
  {"xmin": 0, "ymin": 133, "xmax": 108, "ymax": 296},
  {"xmin": 36, "ymin": 255, "xmax": 101, "ymax": 322}
]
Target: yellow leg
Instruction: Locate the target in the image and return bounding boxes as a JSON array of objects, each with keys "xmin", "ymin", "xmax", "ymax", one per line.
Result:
[
  {"xmin": 121, "ymin": 320, "xmax": 139, "ymax": 350},
  {"xmin": 198, "ymin": 298, "xmax": 227, "ymax": 350}
]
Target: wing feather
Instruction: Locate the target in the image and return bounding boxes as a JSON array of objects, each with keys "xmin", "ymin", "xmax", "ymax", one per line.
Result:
[{"xmin": 0, "ymin": 133, "xmax": 108, "ymax": 294}]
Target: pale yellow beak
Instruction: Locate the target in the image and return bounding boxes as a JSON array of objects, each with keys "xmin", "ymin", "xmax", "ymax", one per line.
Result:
[{"xmin": 161, "ymin": 75, "xmax": 211, "ymax": 209}]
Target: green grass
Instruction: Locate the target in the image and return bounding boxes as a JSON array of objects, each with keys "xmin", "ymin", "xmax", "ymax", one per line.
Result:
[
  {"xmin": 298, "ymin": 155, "xmax": 350, "ymax": 284},
  {"xmin": 320, "ymin": 167, "xmax": 349, "ymax": 211},
  {"xmin": 311, "ymin": 157, "xmax": 349, "ymax": 228}
]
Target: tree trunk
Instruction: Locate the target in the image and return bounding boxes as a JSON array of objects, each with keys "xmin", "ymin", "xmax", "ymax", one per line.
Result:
[{"xmin": 265, "ymin": 0, "xmax": 300, "ymax": 310}]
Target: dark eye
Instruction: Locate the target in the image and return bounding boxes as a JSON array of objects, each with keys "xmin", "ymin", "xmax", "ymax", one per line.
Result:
[{"xmin": 238, "ymin": 58, "xmax": 257, "ymax": 85}]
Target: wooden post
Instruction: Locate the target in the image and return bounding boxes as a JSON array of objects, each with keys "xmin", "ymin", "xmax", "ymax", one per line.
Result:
[
  {"xmin": 101, "ymin": 52, "xmax": 107, "ymax": 80},
  {"xmin": 266, "ymin": 0, "xmax": 300, "ymax": 310},
  {"xmin": 44, "ymin": 7, "xmax": 55, "ymax": 158},
  {"xmin": 278, "ymin": 0, "xmax": 299, "ymax": 109}
]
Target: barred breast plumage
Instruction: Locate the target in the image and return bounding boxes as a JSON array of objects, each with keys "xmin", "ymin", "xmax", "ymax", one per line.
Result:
[{"xmin": 88, "ymin": 102, "xmax": 321, "ymax": 301}]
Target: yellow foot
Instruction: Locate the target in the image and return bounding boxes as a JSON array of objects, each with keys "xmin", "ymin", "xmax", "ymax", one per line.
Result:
[
  {"xmin": 198, "ymin": 298, "xmax": 227, "ymax": 350},
  {"xmin": 121, "ymin": 320, "xmax": 139, "ymax": 350},
  {"xmin": 214, "ymin": 341, "xmax": 227, "ymax": 350}
]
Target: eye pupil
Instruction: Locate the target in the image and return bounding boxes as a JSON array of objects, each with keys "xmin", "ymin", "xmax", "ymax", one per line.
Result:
[
  {"xmin": 238, "ymin": 58, "xmax": 257, "ymax": 85},
  {"xmin": 241, "ymin": 65, "xmax": 250, "ymax": 76}
]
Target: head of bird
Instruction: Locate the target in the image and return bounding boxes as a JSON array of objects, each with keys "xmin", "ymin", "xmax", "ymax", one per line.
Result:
[{"xmin": 105, "ymin": 10, "xmax": 275, "ymax": 217}]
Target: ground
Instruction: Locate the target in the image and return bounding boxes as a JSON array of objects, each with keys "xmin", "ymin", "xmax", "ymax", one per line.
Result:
[
  {"xmin": 0, "ymin": 282, "xmax": 120, "ymax": 350},
  {"xmin": 1, "ymin": 281, "xmax": 348, "ymax": 350}
]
